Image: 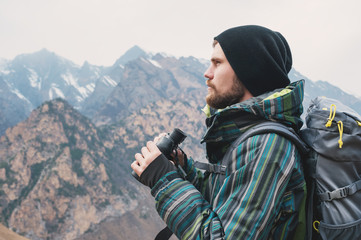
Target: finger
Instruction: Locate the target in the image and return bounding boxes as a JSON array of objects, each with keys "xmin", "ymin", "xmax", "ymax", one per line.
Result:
[
  {"xmin": 177, "ymin": 149, "xmax": 185, "ymax": 166},
  {"xmin": 146, "ymin": 141, "xmax": 161, "ymax": 155},
  {"xmin": 154, "ymin": 133, "xmax": 167, "ymax": 143},
  {"xmin": 134, "ymin": 153, "xmax": 144, "ymax": 164},
  {"xmin": 141, "ymin": 146, "xmax": 150, "ymax": 158},
  {"xmin": 171, "ymin": 149, "xmax": 185, "ymax": 166},
  {"xmin": 131, "ymin": 161, "xmax": 141, "ymax": 176}
]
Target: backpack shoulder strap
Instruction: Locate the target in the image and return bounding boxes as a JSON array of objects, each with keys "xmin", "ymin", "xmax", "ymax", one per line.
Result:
[
  {"xmin": 194, "ymin": 121, "xmax": 309, "ymax": 175},
  {"xmin": 237, "ymin": 122, "xmax": 309, "ymax": 155}
]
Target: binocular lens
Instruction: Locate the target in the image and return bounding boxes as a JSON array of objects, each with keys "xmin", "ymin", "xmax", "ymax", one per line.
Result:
[{"xmin": 169, "ymin": 128, "xmax": 187, "ymax": 145}]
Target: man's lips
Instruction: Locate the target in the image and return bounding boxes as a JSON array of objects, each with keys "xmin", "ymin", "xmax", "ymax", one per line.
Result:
[{"xmin": 206, "ymin": 80, "xmax": 215, "ymax": 92}]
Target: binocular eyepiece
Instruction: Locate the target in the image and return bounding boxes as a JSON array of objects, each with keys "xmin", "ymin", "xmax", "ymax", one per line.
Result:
[{"xmin": 156, "ymin": 128, "xmax": 187, "ymax": 159}]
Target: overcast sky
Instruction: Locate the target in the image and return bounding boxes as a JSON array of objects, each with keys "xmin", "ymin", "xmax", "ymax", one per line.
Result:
[{"xmin": 1, "ymin": 0, "xmax": 361, "ymax": 96}]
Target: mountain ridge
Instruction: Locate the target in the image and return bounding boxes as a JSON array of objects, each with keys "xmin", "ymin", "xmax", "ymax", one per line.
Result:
[{"xmin": 1, "ymin": 46, "xmax": 361, "ymax": 136}]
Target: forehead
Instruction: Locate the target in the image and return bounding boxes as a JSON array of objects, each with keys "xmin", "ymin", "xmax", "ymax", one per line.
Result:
[{"xmin": 211, "ymin": 43, "xmax": 227, "ymax": 60}]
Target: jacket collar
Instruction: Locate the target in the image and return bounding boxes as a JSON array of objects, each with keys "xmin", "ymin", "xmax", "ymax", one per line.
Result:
[{"xmin": 202, "ymin": 80, "xmax": 304, "ymax": 144}]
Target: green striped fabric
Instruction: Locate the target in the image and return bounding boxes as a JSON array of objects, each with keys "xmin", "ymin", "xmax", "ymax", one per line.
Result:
[{"xmin": 151, "ymin": 80, "xmax": 306, "ymax": 239}]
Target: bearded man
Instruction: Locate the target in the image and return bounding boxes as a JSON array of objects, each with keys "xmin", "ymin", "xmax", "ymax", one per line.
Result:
[{"xmin": 131, "ymin": 25, "xmax": 306, "ymax": 240}]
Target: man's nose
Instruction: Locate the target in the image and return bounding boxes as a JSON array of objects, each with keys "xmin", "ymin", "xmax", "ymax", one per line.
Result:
[{"xmin": 204, "ymin": 66, "xmax": 213, "ymax": 80}]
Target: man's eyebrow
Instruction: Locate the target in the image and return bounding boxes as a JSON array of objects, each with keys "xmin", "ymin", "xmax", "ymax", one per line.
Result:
[{"xmin": 211, "ymin": 57, "xmax": 222, "ymax": 62}]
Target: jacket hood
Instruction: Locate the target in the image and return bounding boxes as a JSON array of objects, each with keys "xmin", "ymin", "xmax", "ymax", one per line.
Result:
[{"xmin": 202, "ymin": 80, "xmax": 305, "ymax": 145}]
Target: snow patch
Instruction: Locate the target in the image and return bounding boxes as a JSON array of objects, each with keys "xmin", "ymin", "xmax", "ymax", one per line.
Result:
[
  {"xmin": 61, "ymin": 72, "xmax": 95, "ymax": 101},
  {"xmin": 27, "ymin": 68, "xmax": 41, "ymax": 90},
  {"xmin": 11, "ymin": 88, "xmax": 33, "ymax": 111},
  {"xmin": 77, "ymin": 86, "xmax": 91, "ymax": 99},
  {"xmin": 11, "ymin": 88, "xmax": 33, "ymax": 109},
  {"xmin": 103, "ymin": 75, "xmax": 117, "ymax": 87},
  {"xmin": 49, "ymin": 84, "xmax": 65, "ymax": 99},
  {"xmin": 140, "ymin": 57, "xmax": 162, "ymax": 68},
  {"xmin": 12, "ymin": 88, "xmax": 28, "ymax": 101},
  {"xmin": 75, "ymin": 96, "xmax": 84, "ymax": 102},
  {"xmin": 86, "ymin": 83, "xmax": 96, "ymax": 92},
  {"xmin": 0, "ymin": 69, "xmax": 11, "ymax": 75},
  {"xmin": 76, "ymin": 83, "xmax": 96, "ymax": 100},
  {"xmin": 148, "ymin": 59, "xmax": 162, "ymax": 68},
  {"xmin": 62, "ymin": 72, "xmax": 78, "ymax": 87}
]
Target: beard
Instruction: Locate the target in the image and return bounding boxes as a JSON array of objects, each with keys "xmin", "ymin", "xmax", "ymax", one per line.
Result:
[{"xmin": 206, "ymin": 77, "xmax": 245, "ymax": 109}]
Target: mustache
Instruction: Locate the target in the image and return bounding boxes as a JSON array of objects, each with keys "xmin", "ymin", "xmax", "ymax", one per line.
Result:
[{"xmin": 206, "ymin": 80, "xmax": 216, "ymax": 89}]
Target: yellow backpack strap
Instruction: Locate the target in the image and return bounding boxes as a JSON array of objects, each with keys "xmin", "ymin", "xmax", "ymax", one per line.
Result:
[
  {"xmin": 325, "ymin": 104, "xmax": 336, "ymax": 127},
  {"xmin": 337, "ymin": 121, "xmax": 344, "ymax": 148}
]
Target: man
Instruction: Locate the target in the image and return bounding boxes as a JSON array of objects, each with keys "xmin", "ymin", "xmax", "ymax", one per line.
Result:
[{"xmin": 131, "ymin": 25, "xmax": 306, "ymax": 239}]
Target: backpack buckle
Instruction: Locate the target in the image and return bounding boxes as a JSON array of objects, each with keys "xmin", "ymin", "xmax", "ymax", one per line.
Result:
[
  {"xmin": 219, "ymin": 165, "xmax": 227, "ymax": 174},
  {"xmin": 209, "ymin": 164, "xmax": 226, "ymax": 174},
  {"xmin": 327, "ymin": 187, "xmax": 349, "ymax": 201},
  {"xmin": 193, "ymin": 161, "xmax": 227, "ymax": 175}
]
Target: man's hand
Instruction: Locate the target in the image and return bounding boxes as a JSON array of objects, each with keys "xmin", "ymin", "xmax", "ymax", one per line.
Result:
[
  {"xmin": 131, "ymin": 141, "xmax": 161, "ymax": 177},
  {"xmin": 171, "ymin": 149, "xmax": 186, "ymax": 167},
  {"xmin": 131, "ymin": 136, "xmax": 178, "ymax": 188}
]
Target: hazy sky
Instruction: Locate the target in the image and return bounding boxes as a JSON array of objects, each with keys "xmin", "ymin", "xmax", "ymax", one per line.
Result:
[{"xmin": 1, "ymin": 0, "xmax": 361, "ymax": 96}]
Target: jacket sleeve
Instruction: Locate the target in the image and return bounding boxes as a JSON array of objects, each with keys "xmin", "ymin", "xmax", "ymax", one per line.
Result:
[
  {"xmin": 182, "ymin": 157, "xmax": 210, "ymax": 194},
  {"xmin": 151, "ymin": 133, "xmax": 301, "ymax": 239}
]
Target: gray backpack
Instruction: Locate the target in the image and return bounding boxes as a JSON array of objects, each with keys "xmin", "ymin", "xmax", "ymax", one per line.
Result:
[
  {"xmin": 300, "ymin": 96, "xmax": 361, "ymax": 240},
  {"xmin": 195, "ymin": 96, "xmax": 361, "ymax": 240}
]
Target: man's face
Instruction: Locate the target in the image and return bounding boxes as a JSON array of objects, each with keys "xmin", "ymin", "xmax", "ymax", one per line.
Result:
[{"xmin": 204, "ymin": 43, "xmax": 245, "ymax": 109}]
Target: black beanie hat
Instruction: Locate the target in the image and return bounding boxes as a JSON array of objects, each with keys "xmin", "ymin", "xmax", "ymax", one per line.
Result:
[{"xmin": 214, "ymin": 25, "xmax": 292, "ymax": 97}]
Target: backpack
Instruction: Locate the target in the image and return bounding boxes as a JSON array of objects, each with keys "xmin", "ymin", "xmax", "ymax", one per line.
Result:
[
  {"xmin": 300, "ymin": 96, "xmax": 361, "ymax": 239},
  {"xmin": 194, "ymin": 96, "xmax": 361, "ymax": 240}
]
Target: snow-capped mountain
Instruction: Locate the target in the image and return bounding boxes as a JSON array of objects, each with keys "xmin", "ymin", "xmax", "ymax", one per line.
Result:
[
  {"xmin": 1, "ymin": 49, "xmax": 98, "ymax": 110},
  {"xmin": 1, "ymin": 46, "xmax": 361, "ymax": 136},
  {"xmin": 0, "ymin": 46, "xmax": 148, "ymax": 134}
]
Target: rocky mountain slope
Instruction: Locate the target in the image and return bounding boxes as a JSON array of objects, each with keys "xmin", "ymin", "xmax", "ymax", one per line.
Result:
[
  {"xmin": 0, "ymin": 99, "xmax": 171, "ymax": 239},
  {"xmin": 0, "ymin": 96, "xmax": 206, "ymax": 239},
  {"xmin": 91, "ymin": 53, "xmax": 207, "ymax": 126}
]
